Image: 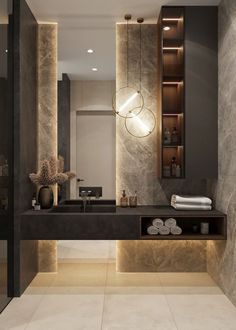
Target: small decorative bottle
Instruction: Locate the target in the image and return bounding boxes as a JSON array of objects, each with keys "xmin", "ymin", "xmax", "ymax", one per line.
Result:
[
  {"xmin": 32, "ymin": 194, "xmax": 37, "ymax": 209},
  {"xmin": 176, "ymin": 165, "xmax": 181, "ymax": 178},
  {"xmin": 163, "ymin": 128, "xmax": 171, "ymax": 145},
  {"xmin": 171, "ymin": 127, "xmax": 179, "ymax": 144},
  {"xmin": 120, "ymin": 190, "xmax": 128, "ymax": 208},
  {"xmin": 129, "ymin": 191, "xmax": 137, "ymax": 207},
  {"xmin": 171, "ymin": 157, "xmax": 177, "ymax": 177}
]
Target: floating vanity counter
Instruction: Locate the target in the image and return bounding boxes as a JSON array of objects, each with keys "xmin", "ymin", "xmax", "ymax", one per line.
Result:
[{"xmin": 21, "ymin": 206, "xmax": 226, "ymax": 241}]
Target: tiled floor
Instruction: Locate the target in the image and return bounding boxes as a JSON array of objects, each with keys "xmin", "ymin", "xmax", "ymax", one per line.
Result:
[{"xmin": 1, "ymin": 260, "xmax": 236, "ymax": 330}]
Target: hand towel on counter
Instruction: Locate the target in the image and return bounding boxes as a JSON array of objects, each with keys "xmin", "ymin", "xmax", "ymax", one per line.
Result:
[
  {"xmin": 147, "ymin": 225, "xmax": 159, "ymax": 235},
  {"xmin": 159, "ymin": 225, "xmax": 170, "ymax": 235},
  {"xmin": 171, "ymin": 203, "xmax": 212, "ymax": 211},
  {"xmin": 170, "ymin": 226, "xmax": 182, "ymax": 235},
  {"xmin": 152, "ymin": 218, "xmax": 164, "ymax": 229},
  {"xmin": 165, "ymin": 218, "xmax": 177, "ymax": 228},
  {"xmin": 171, "ymin": 195, "xmax": 212, "ymax": 206}
]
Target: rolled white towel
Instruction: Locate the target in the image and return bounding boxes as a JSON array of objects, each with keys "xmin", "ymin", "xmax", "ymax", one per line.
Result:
[
  {"xmin": 171, "ymin": 203, "xmax": 212, "ymax": 211},
  {"xmin": 165, "ymin": 218, "xmax": 177, "ymax": 228},
  {"xmin": 171, "ymin": 195, "xmax": 212, "ymax": 206},
  {"xmin": 170, "ymin": 226, "xmax": 182, "ymax": 235},
  {"xmin": 152, "ymin": 218, "xmax": 164, "ymax": 229},
  {"xmin": 147, "ymin": 225, "xmax": 159, "ymax": 235},
  {"xmin": 159, "ymin": 225, "xmax": 170, "ymax": 235}
]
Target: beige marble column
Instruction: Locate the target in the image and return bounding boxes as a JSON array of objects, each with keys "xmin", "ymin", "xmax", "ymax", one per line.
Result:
[{"xmin": 37, "ymin": 24, "xmax": 58, "ymax": 272}]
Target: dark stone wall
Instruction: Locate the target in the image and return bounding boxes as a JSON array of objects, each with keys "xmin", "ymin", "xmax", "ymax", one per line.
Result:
[
  {"xmin": 58, "ymin": 73, "xmax": 71, "ymax": 200},
  {"xmin": 12, "ymin": 0, "xmax": 38, "ymax": 296}
]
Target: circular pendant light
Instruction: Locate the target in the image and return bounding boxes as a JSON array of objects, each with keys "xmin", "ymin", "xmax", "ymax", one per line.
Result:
[
  {"xmin": 125, "ymin": 106, "xmax": 156, "ymax": 138},
  {"xmin": 113, "ymin": 14, "xmax": 144, "ymax": 118}
]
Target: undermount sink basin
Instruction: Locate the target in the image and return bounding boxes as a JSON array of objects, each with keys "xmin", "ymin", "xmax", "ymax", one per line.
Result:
[{"xmin": 49, "ymin": 204, "xmax": 116, "ymax": 213}]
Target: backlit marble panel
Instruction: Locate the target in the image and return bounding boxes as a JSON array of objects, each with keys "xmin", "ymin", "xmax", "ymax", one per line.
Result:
[{"xmin": 37, "ymin": 24, "xmax": 58, "ymax": 272}]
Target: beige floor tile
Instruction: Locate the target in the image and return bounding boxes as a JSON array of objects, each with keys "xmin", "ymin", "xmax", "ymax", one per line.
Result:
[
  {"xmin": 0, "ymin": 295, "xmax": 43, "ymax": 330},
  {"xmin": 24, "ymin": 273, "xmax": 56, "ymax": 295},
  {"xmin": 159, "ymin": 272, "xmax": 217, "ymax": 287},
  {"xmin": 25, "ymin": 294, "xmax": 104, "ymax": 330},
  {"xmin": 166, "ymin": 294, "xmax": 236, "ymax": 330},
  {"xmin": 102, "ymin": 294, "xmax": 177, "ymax": 330},
  {"xmin": 109, "ymin": 240, "xmax": 116, "ymax": 259},
  {"xmin": 106, "ymin": 262, "xmax": 162, "ymax": 290},
  {"xmin": 51, "ymin": 262, "xmax": 107, "ymax": 288}
]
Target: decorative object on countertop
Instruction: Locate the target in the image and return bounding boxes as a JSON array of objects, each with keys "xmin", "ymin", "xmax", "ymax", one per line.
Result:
[
  {"xmin": 163, "ymin": 165, "xmax": 171, "ymax": 177},
  {"xmin": 165, "ymin": 218, "xmax": 177, "ymax": 228},
  {"xmin": 29, "ymin": 156, "xmax": 76, "ymax": 209},
  {"xmin": 171, "ymin": 194, "xmax": 212, "ymax": 210},
  {"xmin": 147, "ymin": 225, "xmax": 159, "ymax": 235},
  {"xmin": 171, "ymin": 127, "xmax": 179, "ymax": 144},
  {"xmin": 31, "ymin": 194, "xmax": 37, "ymax": 209},
  {"xmin": 201, "ymin": 222, "xmax": 209, "ymax": 235},
  {"xmin": 120, "ymin": 190, "xmax": 128, "ymax": 208},
  {"xmin": 163, "ymin": 127, "xmax": 171, "ymax": 144},
  {"xmin": 192, "ymin": 224, "xmax": 199, "ymax": 233},
  {"xmin": 129, "ymin": 191, "xmax": 137, "ymax": 207},
  {"xmin": 34, "ymin": 203, "xmax": 41, "ymax": 211},
  {"xmin": 152, "ymin": 218, "xmax": 164, "ymax": 228},
  {"xmin": 38, "ymin": 186, "xmax": 53, "ymax": 209},
  {"xmin": 171, "ymin": 157, "xmax": 177, "ymax": 177},
  {"xmin": 175, "ymin": 165, "xmax": 181, "ymax": 178}
]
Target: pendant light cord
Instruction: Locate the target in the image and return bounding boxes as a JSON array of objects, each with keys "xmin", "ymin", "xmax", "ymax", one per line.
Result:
[
  {"xmin": 126, "ymin": 18, "xmax": 129, "ymax": 87},
  {"xmin": 139, "ymin": 22, "xmax": 142, "ymax": 92}
]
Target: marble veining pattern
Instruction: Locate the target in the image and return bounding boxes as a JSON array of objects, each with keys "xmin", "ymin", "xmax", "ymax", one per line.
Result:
[
  {"xmin": 37, "ymin": 24, "xmax": 58, "ymax": 273},
  {"xmin": 116, "ymin": 24, "xmax": 207, "ymax": 272},
  {"xmin": 207, "ymin": 0, "xmax": 236, "ymax": 307}
]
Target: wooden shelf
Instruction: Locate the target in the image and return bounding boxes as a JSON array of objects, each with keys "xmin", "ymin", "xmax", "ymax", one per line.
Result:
[
  {"xmin": 140, "ymin": 214, "xmax": 227, "ymax": 241},
  {"xmin": 158, "ymin": 6, "xmax": 185, "ymax": 179},
  {"xmin": 163, "ymin": 39, "xmax": 183, "ymax": 48},
  {"xmin": 141, "ymin": 234, "xmax": 226, "ymax": 240},
  {"xmin": 163, "ymin": 144, "xmax": 183, "ymax": 148}
]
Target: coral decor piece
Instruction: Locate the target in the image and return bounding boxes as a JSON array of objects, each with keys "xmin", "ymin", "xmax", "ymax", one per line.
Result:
[{"xmin": 29, "ymin": 156, "xmax": 75, "ymax": 186}]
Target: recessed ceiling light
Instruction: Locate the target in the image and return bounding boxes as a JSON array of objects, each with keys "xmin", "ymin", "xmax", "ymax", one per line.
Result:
[
  {"xmin": 163, "ymin": 26, "xmax": 171, "ymax": 31},
  {"xmin": 87, "ymin": 49, "xmax": 94, "ymax": 53},
  {"xmin": 92, "ymin": 67, "xmax": 98, "ymax": 72},
  {"xmin": 5, "ymin": 49, "xmax": 8, "ymax": 53}
]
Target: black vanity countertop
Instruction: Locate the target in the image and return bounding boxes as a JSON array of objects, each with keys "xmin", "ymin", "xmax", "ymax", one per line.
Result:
[
  {"xmin": 20, "ymin": 206, "xmax": 226, "ymax": 240},
  {"xmin": 22, "ymin": 205, "xmax": 225, "ymax": 217}
]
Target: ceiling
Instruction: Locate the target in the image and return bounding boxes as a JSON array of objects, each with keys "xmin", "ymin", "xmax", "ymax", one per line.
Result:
[{"xmin": 26, "ymin": 0, "xmax": 220, "ymax": 81}]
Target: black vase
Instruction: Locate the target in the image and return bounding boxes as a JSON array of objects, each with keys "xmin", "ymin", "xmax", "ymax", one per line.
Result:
[{"xmin": 38, "ymin": 186, "xmax": 54, "ymax": 209}]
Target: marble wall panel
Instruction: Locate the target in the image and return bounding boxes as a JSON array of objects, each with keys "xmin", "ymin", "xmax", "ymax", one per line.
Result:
[
  {"xmin": 116, "ymin": 24, "xmax": 207, "ymax": 272},
  {"xmin": 207, "ymin": 0, "xmax": 236, "ymax": 306}
]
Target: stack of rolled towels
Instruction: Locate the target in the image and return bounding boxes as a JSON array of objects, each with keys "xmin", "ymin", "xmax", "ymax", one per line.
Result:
[
  {"xmin": 147, "ymin": 218, "xmax": 182, "ymax": 236},
  {"xmin": 171, "ymin": 195, "xmax": 212, "ymax": 210}
]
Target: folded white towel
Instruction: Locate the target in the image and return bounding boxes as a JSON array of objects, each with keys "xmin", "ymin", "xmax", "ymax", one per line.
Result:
[
  {"xmin": 171, "ymin": 203, "xmax": 212, "ymax": 211},
  {"xmin": 147, "ymin": 225, "xmax": 159, "ymax": 235},
  {"xmin": 159, "ymin": 225, "xmax": 170, "ymax": 235},
  {"xmin": 165, "ymin": 218, "xmax": 177, "ymax": 228},
  {"xmin": 171, "ymin": 195, "xmax": 212, "ymax": 206},
  {"xmin": 152, "ymin": 218, "xmax": 164, "ymax": 228},
  {"xmin": 170, "ymin": 226, "xmax": 182, "ymax": 235}
]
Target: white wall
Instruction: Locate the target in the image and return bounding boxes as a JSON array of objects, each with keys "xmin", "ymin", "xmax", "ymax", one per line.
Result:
[{"xmin": 70, "ymin": 80, "xmax": 116, "ymax": 199}]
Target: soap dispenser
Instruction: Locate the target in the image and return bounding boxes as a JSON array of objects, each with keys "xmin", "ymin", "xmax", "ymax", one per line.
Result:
[{"xmin": 120, "ymin": 190, "xmax": 128, "ymax": 208}]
